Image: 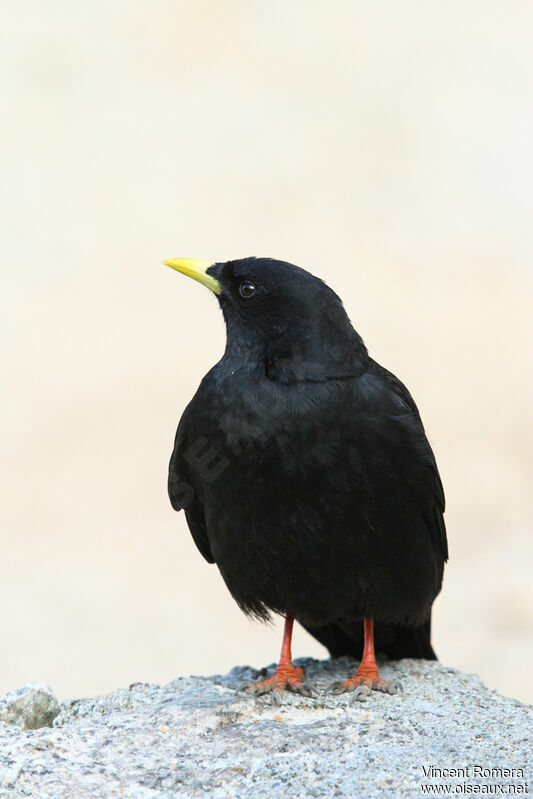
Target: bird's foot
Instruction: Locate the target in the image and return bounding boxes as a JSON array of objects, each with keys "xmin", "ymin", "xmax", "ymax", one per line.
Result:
[
  {"xmin": 240, "ymin": 662, "xmax": 313, "ymax": 704},
  {"xmin": 330, "ymin": 662, "xmax": 400, "ymax": 701}
]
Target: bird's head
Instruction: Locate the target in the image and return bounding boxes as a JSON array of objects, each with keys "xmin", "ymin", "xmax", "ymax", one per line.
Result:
[{"xmin": 163, "ymin": 256, "xmax": 368, "ymax": 382}]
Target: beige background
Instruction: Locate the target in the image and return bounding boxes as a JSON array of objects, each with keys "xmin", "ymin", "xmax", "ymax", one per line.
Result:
[{"xmin": 2, "ymin": 0, "xmax": 532, "ymax": 703}]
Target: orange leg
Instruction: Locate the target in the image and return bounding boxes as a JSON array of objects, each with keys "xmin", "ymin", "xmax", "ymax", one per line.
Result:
[
  {"xmin": 241, "ymin": 615, "xmax": 312, "ymax": 702},
  {"xmin": 331, "ymin": 618, "xmax": 399, "ymax": 699}
]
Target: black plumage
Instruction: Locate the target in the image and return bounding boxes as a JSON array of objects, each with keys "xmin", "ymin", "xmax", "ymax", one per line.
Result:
[{"xmin": 166, "ymin": 256, "xmax": 447, "ymax": 698}]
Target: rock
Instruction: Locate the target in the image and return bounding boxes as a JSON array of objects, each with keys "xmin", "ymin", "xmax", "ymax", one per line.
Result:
[
  {"xmin": 0, "ymin": 659, "xmax": 531, "ymax": 798},
  {"xmin": 0, "ymin": 682, "xmax": 60, "ymax": 731}
]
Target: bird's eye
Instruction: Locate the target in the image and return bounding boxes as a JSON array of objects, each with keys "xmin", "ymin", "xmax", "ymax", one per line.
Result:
[{"xmin": 239, "ymin": 281, "xmax": 256, "ymax": 298}]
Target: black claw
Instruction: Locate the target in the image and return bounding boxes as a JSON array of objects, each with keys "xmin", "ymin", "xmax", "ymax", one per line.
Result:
[
  {"xmin": 272, "ymin": 690, "xmax": 283, "ymax": 706},
  {"xmin": 353, "ymin": 684, "xmax": 371, "ymax": 702},
  {"xmin": 239, "ymin": 681, "xmax": 257, "ymax": 694},
  {"xmin": 375, "ymin": 680, "xmax": 400, "ymax": 695},
  {"xmin": 329, "ymin": 681, "xmax": 348, "ymax": 695}
]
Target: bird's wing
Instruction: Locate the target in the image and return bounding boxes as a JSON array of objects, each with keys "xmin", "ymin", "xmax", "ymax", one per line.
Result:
[
  {"xmin": 184, "ymin": 503, "xmax": 214, "ymax": 564},
  {"xmin": 168, "ymin": 401, "xmax": 215, "ymax": 564},
  {"xmin": 367, "ymin": 360, "xmax": 448, "ymax": 562}
]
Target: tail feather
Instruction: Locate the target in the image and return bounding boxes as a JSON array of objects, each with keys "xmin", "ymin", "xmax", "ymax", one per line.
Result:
[{"xmin": 301, "ymin": 617, "xmax": 437, "ymax": 661}]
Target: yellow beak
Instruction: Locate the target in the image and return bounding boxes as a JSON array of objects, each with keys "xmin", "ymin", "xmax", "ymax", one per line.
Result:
[{"xmin": 163, "ymin": 258, "xmax": 221, "ymax": 295}]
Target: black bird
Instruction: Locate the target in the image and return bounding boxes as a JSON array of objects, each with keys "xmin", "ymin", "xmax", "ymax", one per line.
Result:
[{"xmin": 164, "ymin": 256, "xmax": 448, "ymax": 699}]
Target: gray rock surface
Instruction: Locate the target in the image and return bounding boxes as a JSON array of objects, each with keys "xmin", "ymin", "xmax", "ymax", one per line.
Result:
[
  {"xmin": 0, "ymin": 682, "xmax": 60, "ymax": 731},
  {"xmin": 0, "ymin": 658, "xmax": 531, "ymax": 798}
]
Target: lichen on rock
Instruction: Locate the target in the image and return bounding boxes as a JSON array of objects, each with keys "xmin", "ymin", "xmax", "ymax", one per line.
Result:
[{"xmin": 0, "ymin": 681, "xmax": 60, "ymax": 731}]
